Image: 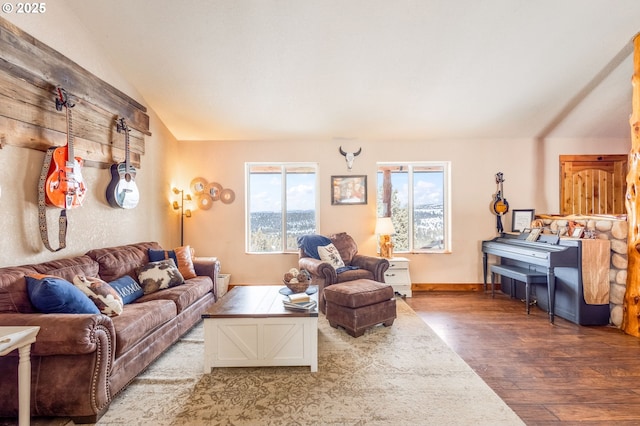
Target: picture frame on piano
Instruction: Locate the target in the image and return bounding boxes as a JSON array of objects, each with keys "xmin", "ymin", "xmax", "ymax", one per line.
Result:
[{"xmin": 511, "ymin": 209, "xmax": 535, "ymax": 232}]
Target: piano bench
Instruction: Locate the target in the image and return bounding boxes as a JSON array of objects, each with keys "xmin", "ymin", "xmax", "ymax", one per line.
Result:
[{"xmin": 490, "ymin": 264, "xmax": 547, "ymax": 314}]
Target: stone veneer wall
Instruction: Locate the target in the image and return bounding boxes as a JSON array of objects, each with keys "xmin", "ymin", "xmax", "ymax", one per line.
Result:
[{"xmin": 537, "ymin": 215, "xmax": 628, "ymax": 327}]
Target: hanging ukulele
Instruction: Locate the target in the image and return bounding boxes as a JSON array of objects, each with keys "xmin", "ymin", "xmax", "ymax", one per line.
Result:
[
  {"xmin": 106, "ymin": 117, "xmax": 140, "ymax": 209},
  {"xmin": 491, "ymin": 172, "xmax": 509, "ymax": 233},
  {"xmin": 44, "ymin": 87, "xmax": 87, "ymax": 208}
]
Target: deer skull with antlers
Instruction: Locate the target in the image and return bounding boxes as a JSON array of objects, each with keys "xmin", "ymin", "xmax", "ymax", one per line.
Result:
[{"xmin": 339, "ymin": 146, "xmax": 362, "ymax": 171}]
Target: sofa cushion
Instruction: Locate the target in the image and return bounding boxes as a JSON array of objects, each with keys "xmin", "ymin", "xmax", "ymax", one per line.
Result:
[
  {"xmin": 33, "ymin": 255, "xmax": 100, "ymax": 283},
  {"xmin": 135, "ymin": 276, "xmax": 213, "ymax": 313},
  {"xmin": 109, "ymin": 275, "xmax": 144, "ymax": 304},
  {"xmin": 148, "ymin": 245, "xmax": 197, "ymax": 280},
  {"xmin": 328, "ymin": 232, "xmax": 358, "ymax": 265},
  {"xmin": 73, "ymin": 275, "xmax": 124, "ymax": 317},
  {"xmin": 110, "ymin": 299, "xmax": 177, "ymax": 357},
  {"xmin": 137, "ymin": 259, "xmax": 184, "ymax": 294},
  {"xmin": 86, "ymin": 242, "xmax": 161, "ymax": 283},
  {"xmin": 0, "ymin": 266, "xmax": 38, "ymax": 313},
  {"xmin": 25, "ymin": 274, "xmax": 100, "ymax": 314}
]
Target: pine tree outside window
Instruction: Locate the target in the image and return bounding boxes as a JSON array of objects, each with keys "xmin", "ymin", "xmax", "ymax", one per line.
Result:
[{"xmin": 377, "ymin": 162, "xmax": 451, "ymax": 253}]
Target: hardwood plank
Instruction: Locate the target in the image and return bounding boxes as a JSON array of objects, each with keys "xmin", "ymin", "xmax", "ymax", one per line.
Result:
[{"xmin": 406, "ymin": 291, "xmax": 640, "ymax": 425}]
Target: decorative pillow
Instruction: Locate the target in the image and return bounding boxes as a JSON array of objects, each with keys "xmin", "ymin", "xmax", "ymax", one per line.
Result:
[
  {"xmin": 73, "ymin": 275, "xmax": 124, "ymax": 317},
  {"xmin": 25, "ymin": 273, "xmax": 100, "ymax": 314},
  {"xmin": 297, "ymin": 234, "xmax": 332, "ymax": 259},
  {"xmin": 317, "ymin": 243, "xmax": 346, "ymax": 269},
  {"xmin": 148, "ymin": 245, "xmax": 197, "ymax": 280},
  {"xmin": 137, "ymin": 259, "xmax": 184, "ymax": 295},
  {"xmin": 109, "ymin": 275, "xmax": 144, "ymax": 304}
]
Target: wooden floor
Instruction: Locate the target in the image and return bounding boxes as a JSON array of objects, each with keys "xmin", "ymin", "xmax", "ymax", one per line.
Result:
[{"xmin": 405, "ymin": 291, "xmax": 640, "ymax": 426}]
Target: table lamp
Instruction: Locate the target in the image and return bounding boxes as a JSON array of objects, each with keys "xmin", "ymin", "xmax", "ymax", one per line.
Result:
[{"xmin": 375, "ymin": 217, "xmax": 395, "ymax": 258}]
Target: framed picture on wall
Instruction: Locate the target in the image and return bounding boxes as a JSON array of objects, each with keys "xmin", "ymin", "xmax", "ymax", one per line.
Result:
[
  {"xmin": 512, "ymin": 209, "xmax": 535, "ymax": 232},
  {"xmin": 331, "ymin": 175, "xmax": 367, "ymax": 205}
]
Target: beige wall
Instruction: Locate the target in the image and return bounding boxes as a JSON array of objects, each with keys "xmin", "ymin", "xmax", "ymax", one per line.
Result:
[
  {"xmin": 176, "ymin": 137, "xmax": 630, "ymax": 285},
  {"xmin": 1, "ymin": 7, "xmax": 181, "ymax": 267},
  {"xmin": 0, "ymin": 10, "xmax": 632, "ymax": 287}
]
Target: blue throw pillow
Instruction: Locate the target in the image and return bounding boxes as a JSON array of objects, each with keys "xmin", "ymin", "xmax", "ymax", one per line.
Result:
[
  {"xmin": 148, "ymin": 248, "xmax": 178, "ymax": 266},
  {"xmin": 26, "ymin": 274, "xmax": 100, "ymax": 314},
  {"xmin": 109, "ymin": 275, "xmax": 144, "ymax": 304},
  {"xmin": 297, "ymin": 234, "xmax": 332, "ymax": 259}
]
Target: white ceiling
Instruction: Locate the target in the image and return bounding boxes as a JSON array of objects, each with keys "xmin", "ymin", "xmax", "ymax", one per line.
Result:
[{"xmin": 66, "ymin": 0, "xmax": 640, "ymax": 142}]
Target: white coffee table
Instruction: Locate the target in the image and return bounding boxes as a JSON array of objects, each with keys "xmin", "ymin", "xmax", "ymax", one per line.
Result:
[
  {"xmin": 0, "ymin": 326, "xmax": 40, "ymax": 426},
  {"xmin": 202, "ymin": 285, "xmax": 318, "ymax": 372}
]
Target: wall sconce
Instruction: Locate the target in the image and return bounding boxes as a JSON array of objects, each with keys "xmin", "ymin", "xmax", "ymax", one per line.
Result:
[
  {"xmin": 172, "ymin": 187, "xmax": 192, "ymax": 246},
  {"xmin": 375, "ymin": 217, "xmax": 396, "ymax": 259}
]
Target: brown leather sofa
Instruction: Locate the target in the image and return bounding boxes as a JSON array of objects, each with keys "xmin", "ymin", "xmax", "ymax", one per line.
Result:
[
  {"xmin": 298, "ymin": 232, "xmax": 389, "ymax": 313},
  {"xmin": 0, "ymin": 242, "xmax": 220, "ymax": 423}
]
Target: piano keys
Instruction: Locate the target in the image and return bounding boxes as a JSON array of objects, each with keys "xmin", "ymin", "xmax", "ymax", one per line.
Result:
[{"xmin": 482, "ymin": 235, "xmax": 610, "ymax": 325}]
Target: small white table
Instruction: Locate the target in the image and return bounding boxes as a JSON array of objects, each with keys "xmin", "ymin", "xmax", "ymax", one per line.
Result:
[
  {"xmin": 384, "ymin": 257, "xmax": 412, "ymax": 297},
  {"xmin": 202, "ymin": 286, "xmax": 318, "ymax": 372},
  {"xmin": 0, "ymin": 326, "xmax": 40, "ymax": 426}
]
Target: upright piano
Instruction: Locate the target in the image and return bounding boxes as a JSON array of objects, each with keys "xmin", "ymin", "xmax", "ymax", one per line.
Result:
[{"xmin": 482, "ymin": 235, "xmax": 610, "ymax": 325}]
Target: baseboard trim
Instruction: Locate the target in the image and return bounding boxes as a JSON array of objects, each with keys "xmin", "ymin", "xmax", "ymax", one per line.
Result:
[
  {"xmin": 229, "ymin": 284, "xmax": 503, "ymax": 292},
  {"xmin": 411, "ymin": 283, "xmax": 502, "ymax": 292}
]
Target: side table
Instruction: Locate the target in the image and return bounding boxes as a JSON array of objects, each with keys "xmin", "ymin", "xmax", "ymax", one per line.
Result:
[
  {"xmin": 384, "ymin": 257, "xmax": 412, "ymax": 297},
  {"xmin": 0, "ymin": 326, "xmax": 40, "ymax": 426}
]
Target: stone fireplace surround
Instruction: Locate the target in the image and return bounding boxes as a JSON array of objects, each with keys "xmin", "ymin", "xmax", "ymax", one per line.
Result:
[{"xmin": 535, "ymin": 214, "xmax": 627, "ymax": 327}]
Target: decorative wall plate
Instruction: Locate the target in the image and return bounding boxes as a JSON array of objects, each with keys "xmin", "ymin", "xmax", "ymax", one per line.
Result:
[
  {"xmin": 197, "ymin": 193, "xmax": 213, "ymax": 210},
  {"xmin": 220, "ymin": 188, "xmax": 235, "ymax": 204},
  {"xmin": 190, "ymin": 177, "xmax": 207, "ymax": 194},
  {"xmin": 206, "ymin": 182, "xmax": 223, "ymax": 200}
]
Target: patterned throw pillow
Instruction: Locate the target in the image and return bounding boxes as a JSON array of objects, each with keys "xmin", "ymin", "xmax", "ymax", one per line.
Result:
[
  {"xmin": 25, "ymin": 273, "xmax": 100, "ymax": 314},
  {"xmin": 148, "ymin": 245, "xmax": 197, "ymax": 280},
  {"xmin": 109, "ymin": 275, "xmax": 144, "ymax": 304},
  {"xmin": 137, "ymin": 259, "xmax": 184, "ymax": 295},
  {"xmin": 73, "ymin": 275, "xmax": 124, "ymax": 317},
  {"xmin": 317, "ymin": 243, "xmax": 346, "ymax": 269}
]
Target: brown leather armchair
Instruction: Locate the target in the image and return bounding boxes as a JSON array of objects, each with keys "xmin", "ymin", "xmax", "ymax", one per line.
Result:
[{"xmin": 298, "ymin": 232, "xmax": 389, "ymax": 313}]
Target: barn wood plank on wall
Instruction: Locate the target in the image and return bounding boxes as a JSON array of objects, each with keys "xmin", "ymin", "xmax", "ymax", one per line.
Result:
[
  {"xmin": 0, "ymin": 81, "xmax": 144, "ymax": 166},
  {"xmin": 0, "ymin": 16, "xmax": 149, "ymax": 167}
]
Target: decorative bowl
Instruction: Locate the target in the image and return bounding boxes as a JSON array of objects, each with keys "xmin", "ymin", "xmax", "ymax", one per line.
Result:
[{"xmin": 284, "ymin": 279, "xmax": 309, "ymax": 294}]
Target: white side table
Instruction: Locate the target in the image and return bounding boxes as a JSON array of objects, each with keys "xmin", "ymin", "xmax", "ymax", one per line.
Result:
[
  {"xmin": 0, "ymin": 326, "xmax": 40, "ymax": 426},
  {"xmin": 384, "ymin": 257, "xmax": 412, "ymax": 297}
]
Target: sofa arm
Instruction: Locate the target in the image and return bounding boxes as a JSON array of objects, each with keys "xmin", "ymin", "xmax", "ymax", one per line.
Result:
[
  {"xmin": 299, "ymin": 257, "xmax": 337, "ymax": 283},
  {"xmin": 351, "ymin": 255, "xmax": 390, "ymax": 282},
  {"xmin": 0, "ymin": 312, "xmax": 115, "ymax": 357},
  {"xmin": 193, "ymin": 256, "xmax": 221, "ymax": 297}
]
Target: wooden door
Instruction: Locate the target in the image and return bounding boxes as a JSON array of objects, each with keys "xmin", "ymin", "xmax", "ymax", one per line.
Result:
[{"xmin": 560, "ymin": 155, "xmax": 627, "ymax": 215}]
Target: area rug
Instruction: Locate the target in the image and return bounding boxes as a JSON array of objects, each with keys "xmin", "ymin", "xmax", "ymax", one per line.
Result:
[{"xmin": 28, "ymin": 299, "xmax": 524, "ymax": 426}]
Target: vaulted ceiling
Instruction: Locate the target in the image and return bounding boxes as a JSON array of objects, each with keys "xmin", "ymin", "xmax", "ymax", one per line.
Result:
[{"xmin": 66, "ymin": 0, "xmax": 640, "ymax": 142}]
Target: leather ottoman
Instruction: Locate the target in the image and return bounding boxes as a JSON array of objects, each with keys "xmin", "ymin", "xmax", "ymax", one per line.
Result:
[{"xmin": 323, "ymin": 279, "xmax": 396, "ymax": 337}]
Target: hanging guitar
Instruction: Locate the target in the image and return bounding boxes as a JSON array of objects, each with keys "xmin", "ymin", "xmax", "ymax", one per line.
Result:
[
  {"xmin": 491, "ymin": 172, "xmax": 509, "ymax": 233},
  {"xmin": 106, "ymin": 117, "xmax": 140, "ymax": 209},
  {"xmin": 44, "ymin": 87, "xmax": 87, "ymax": 209}
]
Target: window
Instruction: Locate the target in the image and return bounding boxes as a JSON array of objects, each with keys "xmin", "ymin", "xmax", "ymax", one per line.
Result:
[
  {"xmin": 377, "ymin": 162, "xmax": 451, "ymax": 253},
  {"xmin": 246, "ymin": 163, "xmax": 319, "ymax": 253}
]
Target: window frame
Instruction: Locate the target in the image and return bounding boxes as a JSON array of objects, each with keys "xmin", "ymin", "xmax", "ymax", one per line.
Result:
[
  {"xmin": 245, "ymin": 162, "xmax": 320, "ymax": 254},
  {"xmin": 377, "ymin": 161, "xmax": 452, "ymax": 254}
]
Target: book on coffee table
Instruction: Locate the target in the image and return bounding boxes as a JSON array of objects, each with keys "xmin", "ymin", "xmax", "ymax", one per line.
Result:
[
  {"xmin": 283, "ymin": 299, "xmax": 317, "ymax": 311},
  {"xmin": 288, "ymin": 292, "xmax": 311, "ymax": 303}
]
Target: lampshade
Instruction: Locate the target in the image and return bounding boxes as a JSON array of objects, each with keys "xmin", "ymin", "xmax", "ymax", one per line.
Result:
[{"xmin": 375, "ymin": 217, "xmax": 395, "ymax": 235}]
